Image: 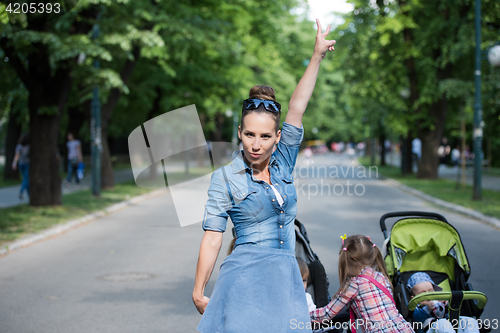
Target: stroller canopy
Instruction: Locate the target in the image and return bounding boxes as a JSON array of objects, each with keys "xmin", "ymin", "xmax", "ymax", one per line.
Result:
[{"xmin": 386, "ymin": 218, "xmax": 470, "ymax": 282}]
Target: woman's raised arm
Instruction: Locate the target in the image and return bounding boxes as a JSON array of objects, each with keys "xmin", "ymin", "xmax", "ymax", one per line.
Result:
[
  {"xmin": 192, "ymin": 230, "xmax": 224, "ymax": 314},
  {"xmin": 285, "ymin": 19, "xmax": 336, "ymax": 128}
]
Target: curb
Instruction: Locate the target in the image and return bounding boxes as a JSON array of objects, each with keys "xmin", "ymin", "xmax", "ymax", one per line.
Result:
[
  {"xmin": 0, "ymin": 189, "xmax": 167, "ymax": 257},
  {"xmin": 383, "ymin": 178, "xmax": 500, "ymax": 230}
]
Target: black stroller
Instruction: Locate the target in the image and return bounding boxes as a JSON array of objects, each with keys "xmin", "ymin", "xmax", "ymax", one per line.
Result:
[{"xmin": 295, "ymin": 219, "xmax": 350, "ymax": 332}]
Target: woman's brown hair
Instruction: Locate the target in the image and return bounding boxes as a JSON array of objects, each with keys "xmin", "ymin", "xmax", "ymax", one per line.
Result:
[
  {"xmin": 337, "ymin": 235, "xmax": 392, "ymax": 295},
  {"xmin": 241, "ymin": 85, "xmax": 281, "ymax": 132}
]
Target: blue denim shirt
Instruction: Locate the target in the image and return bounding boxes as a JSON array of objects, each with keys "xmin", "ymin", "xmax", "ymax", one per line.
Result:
[{"xmin": 202, "ymin": 122, "xmax": 303, "ymax": 250}]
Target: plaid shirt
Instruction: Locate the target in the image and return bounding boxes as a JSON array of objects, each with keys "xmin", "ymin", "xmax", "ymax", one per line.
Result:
[{"xmin": 310, "ymin": 267, "xmax": 414, "ymax": 333}]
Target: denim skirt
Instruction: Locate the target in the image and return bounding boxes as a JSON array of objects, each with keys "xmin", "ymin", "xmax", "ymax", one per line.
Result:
[{"xmin": 197, "ymin": 244, "xmax": 312, "ymax": 333}]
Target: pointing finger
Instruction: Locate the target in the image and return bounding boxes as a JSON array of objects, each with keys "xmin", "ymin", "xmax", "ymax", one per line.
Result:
[{"xmin": 316, "ymin": 19, "xmax": 322, "ymax": 36}]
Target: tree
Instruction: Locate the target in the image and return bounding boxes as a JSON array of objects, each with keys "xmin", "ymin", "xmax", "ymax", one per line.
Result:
[{"xmin": 0, "ymin": 2, "xmax": 110, "ymax": 205}]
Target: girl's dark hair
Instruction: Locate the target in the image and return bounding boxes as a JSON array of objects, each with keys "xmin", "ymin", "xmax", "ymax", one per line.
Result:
[
  {"xmin": 19, "ymin": 134, "xmax": 29, "ymax": 146},
  {"xmin": 241, "ymin": 85, "xmax": 281, "ymax": 132},
  {"xmin": 337, "ymin": 235, "xmax": 392, "ymax": 295}
]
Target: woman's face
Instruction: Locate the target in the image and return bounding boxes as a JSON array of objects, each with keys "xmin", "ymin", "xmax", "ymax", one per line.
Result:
[{"xmin": 238, "ymin": 112, "xmax": 280, "ymax": 167}]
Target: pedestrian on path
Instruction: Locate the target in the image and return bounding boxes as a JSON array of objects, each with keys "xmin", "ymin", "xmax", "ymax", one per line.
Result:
[
  {"xmin": 66, "ymin": 132, "xmax": 83, "ymax": 186},
  {"xmin": 193, "ymin": 19, "xmax": 336, "ymax": 333},
  {"xmin": 11, "ymin": 133, "xmax": 30, "ymax": 200},
  {"xmin": 412, "ymin": 137, "xmax": 421, "ymax": 172}
]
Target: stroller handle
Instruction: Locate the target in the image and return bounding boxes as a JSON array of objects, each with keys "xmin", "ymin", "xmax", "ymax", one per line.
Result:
[
  {"xmin": 379, "ymin": 211, "xmax": 449, "ymax": 238},
  {"xmin": 408, "ymin": 291, "xmax": 487, "ymax": 311}
]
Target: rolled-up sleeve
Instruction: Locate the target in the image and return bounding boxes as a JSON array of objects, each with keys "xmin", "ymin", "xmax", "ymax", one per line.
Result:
[
  {"xmin": 202, "ymin": 169, "xmax": 232, "ymax": 232},
  {"xmin": 275, "ymin": 122, "xmax": 304, "ymax": 173}
]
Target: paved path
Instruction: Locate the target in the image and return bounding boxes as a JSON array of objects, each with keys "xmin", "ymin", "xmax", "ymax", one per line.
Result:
[
  {"xmin": 0, "ymin": 169, "xmax": 135, "ymax": 208},
  {"xmin": 384, "ymin": 151, "xmax": 500, "ymax": 191},
  {"xmin": 0, "ymin": 153, "xmax": 498, "ymax": 332}
]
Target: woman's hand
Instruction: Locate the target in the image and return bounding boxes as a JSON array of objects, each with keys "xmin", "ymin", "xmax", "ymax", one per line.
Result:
[
  {"xmin": 314, "ymin": 19, "xmax": 336, "ymax": 59},
  {"xmin": 193, "ymin": 294, "xmax": 210, "ymax": 315}
]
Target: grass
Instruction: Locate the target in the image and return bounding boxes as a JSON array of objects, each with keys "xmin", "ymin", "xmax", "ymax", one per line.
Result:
[
  {"xmin": 358, "ymin": 157, "xmax": 500, "ymax": 220},
  {"xmin": 0, "ymin": 181, "xmax": 152, "ymax": 246}
]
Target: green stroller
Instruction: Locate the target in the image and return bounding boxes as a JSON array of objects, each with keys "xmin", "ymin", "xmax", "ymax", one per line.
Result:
[{"xmin": 380, "ymin": 211, "xmax": 489, "ymax": 332}]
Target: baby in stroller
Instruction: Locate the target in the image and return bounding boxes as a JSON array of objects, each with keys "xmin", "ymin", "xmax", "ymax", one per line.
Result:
[{"xmin": 408, "ymin": 272, "xmax": 480, "ymax": 333}]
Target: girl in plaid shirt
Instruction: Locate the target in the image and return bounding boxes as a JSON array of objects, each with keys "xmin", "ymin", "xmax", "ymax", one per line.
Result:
[{"xmin": 310, "ymin": 235, "xmax": 414, "ymax": 333}]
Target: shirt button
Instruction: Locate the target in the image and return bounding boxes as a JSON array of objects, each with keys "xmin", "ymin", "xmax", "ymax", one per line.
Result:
[
  {"xmin": 272, "ymin": 199, "xmax": 275, "ymax": 202},
  {"xmin": 280, "ymin": 241, "xmax": 284, "ymax": 244},
  {"xmin": 281, "ymin": 211, "xmax": 284, "ymax": 214},
  {"xmin": 280, "ymin": 225, "xmax": 283, "ymax": 228},
  {"xmin": 266, "ymin": 187, "xmax": 269, "ymax": 189},
  {"xmin": 284, "ymin": 195, "xmax": 286, "ymax": 198}
]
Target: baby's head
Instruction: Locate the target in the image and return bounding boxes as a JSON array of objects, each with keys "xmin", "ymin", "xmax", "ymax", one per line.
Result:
[
  {"xmin": 296, "ymin": 258, "xmax": 309, "ymax": 290},
  {"xmin": 407, "ymin": 272, "xmax": 442, "ymax": 297}
]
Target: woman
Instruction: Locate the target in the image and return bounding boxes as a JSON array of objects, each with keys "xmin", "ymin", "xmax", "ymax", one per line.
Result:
[
  {"xmin": 193, "ymin": 20, "xmax": 335, "ymax": 332},
  {"xmin": 12, "ymin": 133, "xmax": 30, "ymax": 200},
  {"xmin": 66, "ymin": 132, "xmax": 83, "ymax": 186}
]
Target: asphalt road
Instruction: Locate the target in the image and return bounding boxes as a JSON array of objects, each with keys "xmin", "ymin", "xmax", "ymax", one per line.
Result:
[{"xmin": 0, "ymin": 153, "xmax": 498, "ymax": 332}]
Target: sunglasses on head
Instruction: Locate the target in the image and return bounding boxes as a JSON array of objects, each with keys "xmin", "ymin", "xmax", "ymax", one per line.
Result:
[{"xmin": 242, "ymin": 98, "xmax": 281, "ymax": 113}]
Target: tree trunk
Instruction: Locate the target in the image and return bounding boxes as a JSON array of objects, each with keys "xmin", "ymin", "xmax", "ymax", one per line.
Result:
[
  {"xmin": 3, "ymin": 109, "xmax": 21, "ymax": 181},
  {"xmin": 399, "ymin": 0, "xmax": 419, "ymax": 176},
  {"xmin": 403, "ymin": 133, "xmax": 413, "ymax": 175},
  {"xmin": 418, "ymin": 127, "xmax": 439, "ymax": 179},
  {"xmin": 100, "ymin": 47, "xmax": 141, "ymax": 189},
  {"xmin": 417, "ymin": 50, "xmax": 450, "ymax": 179},
  {"xmin": 1, "ymin": 37, "xmax": 74, "ymax": 206},
  {"xmin": 417, "ymin": 97, "xmax": 448, "ymax": 179},
  {"xmin": 214, "ymin": 113, "xmax": 224, "ymax": 142},
  {"xmin": 28, "ymin": 62, "xmax": 72, "ymax": 206},
  {"xmin": 29, "ymin": 101, "xmax": 63, "ymax": 205},
  {"xmin": 379, "ymin": 130, "xmax": 386, "ymax": 166}
]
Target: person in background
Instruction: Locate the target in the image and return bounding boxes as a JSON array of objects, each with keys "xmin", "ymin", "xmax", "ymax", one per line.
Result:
[
  {"xmin": 438, "ymin": 137, "xmax": 451, "ymax": 168},
  {"xmin": 66, "ymin": 132, "xmax": 83, "ymax": 186},
  {"xmin": 450, "ymin": 145, "xmax": 461, "ymax": 168},
  {"xmin": 412, "ymin": 137, "xmax": 422, "ymax": 172},
  {"xmin": 12, "ymin": 133, "xmax": 30, "ymax": 200}
]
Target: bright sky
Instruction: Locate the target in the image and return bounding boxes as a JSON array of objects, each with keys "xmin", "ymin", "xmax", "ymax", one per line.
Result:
[{"xmin": 293, "ymin": 0, "xmax": 354, "ymax": 28}]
